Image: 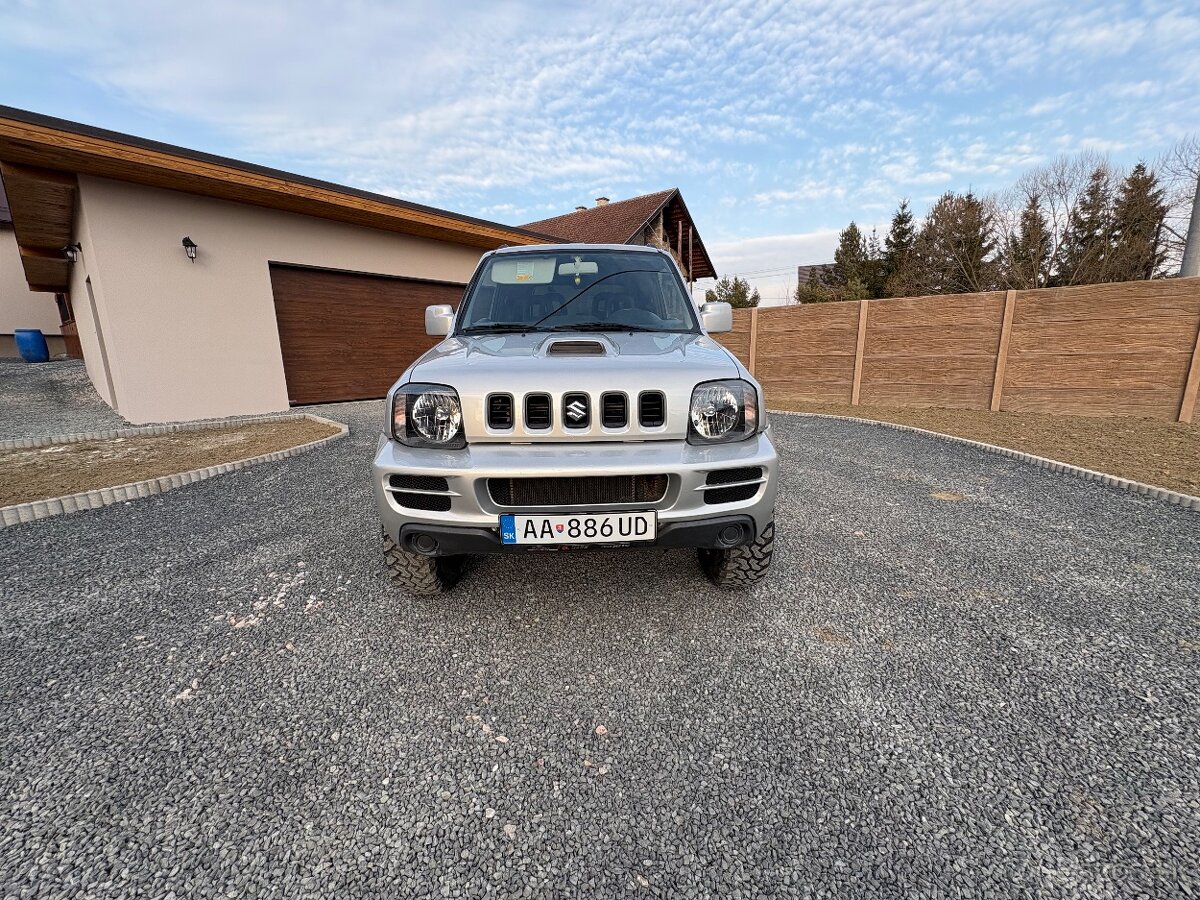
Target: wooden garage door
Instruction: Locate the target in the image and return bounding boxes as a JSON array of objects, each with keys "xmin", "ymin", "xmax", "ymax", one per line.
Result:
[{"xmin": 270, "ymin": 264, "xmax": 466, "ymax": 404}]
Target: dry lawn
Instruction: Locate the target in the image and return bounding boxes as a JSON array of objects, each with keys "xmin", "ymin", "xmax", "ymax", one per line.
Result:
[
  {"xmin": 0, "ymin": 419, "xmax": 340, "ymax": 506},
  {"xmin": 776, "ymin": 400, "xmax": 1200, "ymax": 497}
]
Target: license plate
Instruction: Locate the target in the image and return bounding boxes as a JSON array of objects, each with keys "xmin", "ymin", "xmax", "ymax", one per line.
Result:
[{"xmin": 500, "ymin": 511, "xmax": 656, "ymax": 545}]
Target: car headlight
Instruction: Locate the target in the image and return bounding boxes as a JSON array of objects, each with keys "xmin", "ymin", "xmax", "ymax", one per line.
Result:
[
  {"xmin": 391, "ymin": 383, "xmax": 466, "ymax": 449},
  {"xmin": 687, "ymin": 379, "xmax": 758, "ymax": 445}
]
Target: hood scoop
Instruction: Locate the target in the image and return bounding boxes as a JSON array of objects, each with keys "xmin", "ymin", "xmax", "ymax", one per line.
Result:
[{"xmin": 546, "ymin": 339, "xmax": 607, "ymax": 356}]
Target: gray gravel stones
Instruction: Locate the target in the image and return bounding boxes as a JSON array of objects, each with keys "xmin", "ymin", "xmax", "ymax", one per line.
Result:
[
  {"xmin": 1, "ymin": 403, "xmax": 1198, "ymax": 898},
  {"xmin": 0, "ymin": 359, "xmax": 128, "ymax": 440}
]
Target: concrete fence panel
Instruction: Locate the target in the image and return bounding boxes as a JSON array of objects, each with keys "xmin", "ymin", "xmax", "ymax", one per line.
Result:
[
  {"xmin": 1003, "ymin": 280, "xmax": 1200, "ymax": 419},
  {"xmin": 752, "ymin": 302, "xmax": 860, "ymax": 404},
  {"xmin": 859, "ymin": 291, "xmax": 1006, "ymax": 410}
]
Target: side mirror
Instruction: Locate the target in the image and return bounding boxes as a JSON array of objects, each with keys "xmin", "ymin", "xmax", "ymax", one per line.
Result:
[
  {"xmin": 425, "ymin": 304, "xmax": 454, "ymax": 336},
  {"xmin": 699, "ymin": 301, "xmax": 733, "ymax": 333}
]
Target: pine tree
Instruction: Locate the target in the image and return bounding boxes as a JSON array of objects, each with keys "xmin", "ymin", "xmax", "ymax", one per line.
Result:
[
  {"xmin": 704, "ymin": 275, "xmax": 761, "ymax": 309},
  {"xmin": 831, "ymin": 222, "xmax": 868, "ymax": 288},
  {"xmin": 882, "ymin": 200, "xmax": 917, "ymax": 297},
  {"xmin": 912, "ymin": 192, "xmax": 998, "ymax": 294},
  {"xmin": 1108, "ymin": 162, "xmax": 1167, "ymax": 281},
  {"xmin": 1055, "ymin": 166, "xmax": 1114, "ymax": 285},
  {"xmin": 1002, "ymin": 193, "xmax": 1052, "ymax": 289}
]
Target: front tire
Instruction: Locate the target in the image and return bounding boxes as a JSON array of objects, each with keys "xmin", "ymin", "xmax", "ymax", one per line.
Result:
[
  {"xmin": 698, "ymin": 520, "xmax": 774, "ymax": 588},
  {"xmin": 383, "ymin": 531, "xmax": 466, "ymax": 595}
]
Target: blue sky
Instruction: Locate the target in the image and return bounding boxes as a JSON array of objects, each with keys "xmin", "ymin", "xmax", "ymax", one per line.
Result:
[{"xmin": 2, "ymin": 0, "xmax": 1199, "ymax": 302}]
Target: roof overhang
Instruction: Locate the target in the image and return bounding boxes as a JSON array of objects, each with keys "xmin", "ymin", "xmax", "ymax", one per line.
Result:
[
  {"xmin": 0, "ymin": 161, "xmax": 76, "ymax": 291},
  {"xmin": 653, "ymin": 190, "xmax": 717, "ymax": 281},
  {"xmin": 0, "ymin": 105, "xmax": 553, "ymax": 293}
]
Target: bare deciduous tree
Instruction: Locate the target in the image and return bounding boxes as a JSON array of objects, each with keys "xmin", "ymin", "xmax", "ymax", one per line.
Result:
[
  {"xmin": 1156, "ymin": 136, "xmax": 1200, "ymax": 273},
  {"xmin": 993, "ymin": 152, "xmax": 1114, "ymax": 287}
]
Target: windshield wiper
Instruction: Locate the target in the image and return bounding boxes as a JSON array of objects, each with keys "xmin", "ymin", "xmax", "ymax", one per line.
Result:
[
  {"xmin": 530, "ymin": 269, "xmax": 662, "ymax": 328},
  {"xmin": 459, "ymin": 323, "xmax": 547, "ymax": 334},
  {"xmin": 546, "ymin": 322, "xmax": 664, "ymax": 332}
]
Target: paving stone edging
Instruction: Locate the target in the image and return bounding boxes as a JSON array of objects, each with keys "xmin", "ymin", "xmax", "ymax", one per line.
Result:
[
  {"xmin": 775, "ymin": 410, "xmax": 1200, "ymax": 512},
  {"xmin": 0, "ymin": 413, "xmax": 349, "ymax": 528}
]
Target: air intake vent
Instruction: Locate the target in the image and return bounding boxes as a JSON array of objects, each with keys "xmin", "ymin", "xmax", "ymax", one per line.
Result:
[
  {"xmin": 388, "ymin": 474, "xmax": 449, "ymax": 492},
  {"xmin": 394, "ymin": 492, "xmax": 452, "ymax": 512},
  {"xmin": 387, "ymin": 473, "xmax": 453, "ymax": 512},
  {"xmin": 705, "ymin": 467, "xmax": 762, "ymax": 486},
  {"xmin": 525, "ymin": 393, "xmax": 552, "ymax": 429},
  {"xmin": 547, "ymin": 340, "xmax": 605, "ymax": 356},
  {"xmin": 601, "ymin": 392, "xmax": 627, "ymax": 428},
  {"xmin": 703, "ymin": 467, "xmax": 763, "ymax": 505},
  {"xmin": 639, "ymin": 391, "xmax": 665, "ymax": 427},
  {"xmin": 489, "ymin": 474, "xmax": 668, "ymax": 507},
  {"xmin": 703, "ymin": 484, "xmax": 759, "ymax": 505},
  {"xmin": 487, "ymin": 394, "xmax": 513, "ymax": 429}
]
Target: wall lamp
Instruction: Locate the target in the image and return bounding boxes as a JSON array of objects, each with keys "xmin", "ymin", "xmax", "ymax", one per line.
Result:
[
  {"xmin": 62, "ymin": 242, "xmax": 81, "ymax": 263},
  {"xmin": 181, "ymin": 236, "xmax": 198, "ymax": 262}
]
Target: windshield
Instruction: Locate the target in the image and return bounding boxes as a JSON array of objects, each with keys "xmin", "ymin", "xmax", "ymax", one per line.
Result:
[{"xmin": 456, "ymin": 250, "xmax": 699, "ymax": 335}]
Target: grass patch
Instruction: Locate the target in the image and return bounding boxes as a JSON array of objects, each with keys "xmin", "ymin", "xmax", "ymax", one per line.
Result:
[{"xmin": 775, "ymin": 400, "xmax": 1200, "ymax": 497}]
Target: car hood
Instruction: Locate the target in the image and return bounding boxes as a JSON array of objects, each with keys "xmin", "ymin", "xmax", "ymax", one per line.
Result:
[{"xmin": 405, "ymin": 331, "xmax": 742, "ymax": 442}]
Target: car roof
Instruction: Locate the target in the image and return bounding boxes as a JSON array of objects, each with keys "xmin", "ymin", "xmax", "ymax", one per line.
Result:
[{"xmin": 490, "ymin": 243, "xmax": 667, "ymax": 256}]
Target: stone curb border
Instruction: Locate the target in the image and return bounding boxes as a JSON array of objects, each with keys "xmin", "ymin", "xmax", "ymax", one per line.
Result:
[
  {"xmin": 0, "ymin": 413, "xmax": 349, "ymax": 528},
  {"xmin": 774, "ymin": 410, "xmax": 1200, "ymax": 513}
]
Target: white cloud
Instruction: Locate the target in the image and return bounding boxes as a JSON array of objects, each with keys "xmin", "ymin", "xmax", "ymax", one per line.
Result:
[{"xmin": 0, "ymin": 0, "xmax": 1197, "ymax": 253}]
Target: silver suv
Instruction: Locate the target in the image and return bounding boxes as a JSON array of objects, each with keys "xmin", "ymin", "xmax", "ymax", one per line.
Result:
[{"xmin": 373, "ymin": 244, "xmax": 778, "ymax": 594}]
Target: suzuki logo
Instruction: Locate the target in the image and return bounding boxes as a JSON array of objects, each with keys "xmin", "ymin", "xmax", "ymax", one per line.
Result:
[{"xmin": 566, "ymin": 399, "xmax": 587, "ymax": 422}]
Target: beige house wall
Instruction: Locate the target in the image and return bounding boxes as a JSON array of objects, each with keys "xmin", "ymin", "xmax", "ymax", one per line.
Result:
[
  {"xmin": 67, "ymin": 195, "xmax": 117, "ymax": 405},
  {"xmin": 0, "ymin": 226, "xmax": 62, "ymax": 356},
  {"xmin": 71, "ymin": 176, "xmax": 485, "ymax": 424}
]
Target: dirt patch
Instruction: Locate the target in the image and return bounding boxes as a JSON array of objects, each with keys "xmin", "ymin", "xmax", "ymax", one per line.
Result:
[
  {"xmin": 812, "ymin": 626, "xmax": 852, "ymax": 646},
  {"xmin": 775, "ymin": 399, "xmax": 1200, "ymax": 497},
  {"xmin": 0, "ymin": 419, "xmax": 341, "ymax": 506},
  {"xmin": 930, "ymin": 490, "xmax": 968, "ymax": 502}
]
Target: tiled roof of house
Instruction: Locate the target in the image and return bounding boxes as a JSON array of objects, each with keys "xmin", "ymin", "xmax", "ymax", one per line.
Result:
[
  {"xmin": 521, "ymin": 188, "xmax": 717, "ymax": 279},
  {"xmin": 523, "ymin": 189, "xmax": 676, "ymax": 244}
]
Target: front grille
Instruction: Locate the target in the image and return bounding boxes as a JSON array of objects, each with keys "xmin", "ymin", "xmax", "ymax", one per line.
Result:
[
  {"xmin": 639, "ymin": 391, "xmax": 665, "ymax": 427},
  {"xmin": 389, "ymin": 474, "xmax": 449, "ymax": 492},
  {"xmin": 601, "ymin": 392, "xmax": 627, "ymax": 428},
  {"xmin": 525, "ymin": 393, "xmax": 552, "ymax": 429},
  {"xmin": 487, "ymin": 394, "xmax": 513, "ymax": 429},
  {"xmin": 706, "ymin": 467, "xmax": 762, "ymax": 486},
  {"xmin": 488, "ymin": 474, "xmax": 668, "ymax": 507},
  {"xmin": 394, "ymin": 492, "xmax": 452, "ymax": 512}
]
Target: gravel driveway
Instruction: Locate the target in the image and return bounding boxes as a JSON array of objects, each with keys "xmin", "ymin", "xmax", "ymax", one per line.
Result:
[
  {"xmin": 0, "ymin": 360, "xmax": 128, "ymax": 441},
  {"xmin": 1, "ymin": 400, "xmax": 1198, "ymax": 899}
]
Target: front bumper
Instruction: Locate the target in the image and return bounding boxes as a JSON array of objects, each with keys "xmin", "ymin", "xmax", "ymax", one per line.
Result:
[{"xmin": 372, "ymin": 429, "xmax": 778, "ymax": 554}]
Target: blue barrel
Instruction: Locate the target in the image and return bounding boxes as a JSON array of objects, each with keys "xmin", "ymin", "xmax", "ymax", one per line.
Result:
[{"xmin": 14, "ymin": 329, "xmax": 50, "ymax": 363}]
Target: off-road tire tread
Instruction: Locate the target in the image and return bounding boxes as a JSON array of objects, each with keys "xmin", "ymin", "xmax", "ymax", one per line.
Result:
[
  {"xmin": 700, "ymin": 520, "xmax": 774, "ymax": 589},
  {"xmin": 383, "ymin": 532, "xmax": 463, "ymax": 595}
]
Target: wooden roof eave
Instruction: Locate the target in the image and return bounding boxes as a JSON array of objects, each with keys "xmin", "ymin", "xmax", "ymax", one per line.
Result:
[{"xmin": 0, "ymin": 109, "xmax": 551, "ymax": 252}]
